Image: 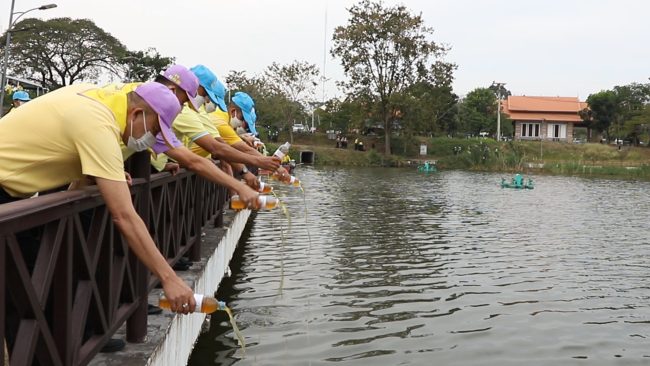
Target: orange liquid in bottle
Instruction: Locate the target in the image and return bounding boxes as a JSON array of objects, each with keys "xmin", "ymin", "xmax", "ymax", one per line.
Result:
[
  {"xmin": 258, "ymin": 182, "xmax": 273, "ymax": 194},
  {"xmin": 159, "ymin": 295, "xmax": 223, "ymax": 313},
  {"xmin": 263, "ymin": 197, "xmax": 279, "ymax": 209},
  {"xmin": 230, "ymin": 196, "xmax": 247, "ymax": 210},
  {"xmin": 230, "ymin": 195, "xmax": 278, "ymax": 210}
]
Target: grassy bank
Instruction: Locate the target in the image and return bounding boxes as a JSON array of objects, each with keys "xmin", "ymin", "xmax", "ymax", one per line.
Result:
[{"xmin": 266, "ymin": 132, "xmax": 650, "ymax": 180}]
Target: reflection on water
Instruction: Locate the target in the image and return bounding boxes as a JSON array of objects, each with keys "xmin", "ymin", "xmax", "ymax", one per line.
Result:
[{"xmin": 189, "ymin": 168, "xmax": 650, "ymax": 365}]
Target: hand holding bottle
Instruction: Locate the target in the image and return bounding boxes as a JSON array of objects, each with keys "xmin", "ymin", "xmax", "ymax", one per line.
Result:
[
  {"xmin": 231, "ymin": 194, "xmax": 279, "ymax": 210},
  {"xmin": 160, "ymin": 294, "xmax": 226, "ymax": 313},
  {"xmin": 160, "ymin": 275, "xmax": 196, "ymax": 314}
]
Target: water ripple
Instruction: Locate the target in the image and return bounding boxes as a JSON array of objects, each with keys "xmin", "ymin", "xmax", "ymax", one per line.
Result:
[{"xmin": 190, "ymin": 168, "xmax": 650, "ymax": 365}]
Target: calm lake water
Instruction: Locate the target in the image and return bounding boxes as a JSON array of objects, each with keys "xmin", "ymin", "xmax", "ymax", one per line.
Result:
[{"xmin": 189, "ymin": 167, "xmax": 650, "ymax": 366}]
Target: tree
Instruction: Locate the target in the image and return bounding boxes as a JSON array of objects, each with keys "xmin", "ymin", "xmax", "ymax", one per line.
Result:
[
  {"xmin": 263, "ymin": 61, "xmax": 320, "ymax": 143},
  {"xmin": 585, "ymin": 90, "xmax": 621, "ymax": 140},
  {"xmin": 583, "ymin": 83, "xmax": 650, "ymax": 142},
  {"xmin": 0, "ymin": 17, "xmax": 126, "ymax": 90},
  {"xmin": 623, "ymin": 106, "xmax": 650, "ymax": 145},
  {"xmin": 398, "ymin": 81, "xmax": 458, "ymax": 137},
  {"xmin": 459, "ymin": 88, "xmax": 497, "ymax": 136},
  {"xmin": 488, "ymin": 83, "xmax": 511, "ymax": 99},
  {"xmin": 318, "ymin": 97, "xmax": 366, "ymax": 132},
  {"xmin": 331, "ymin": 0, "xmax": 454, "ymax": 154},
  {"xmin": 119, "ymin": 48, "xmax": 174, "ymax": 82}
]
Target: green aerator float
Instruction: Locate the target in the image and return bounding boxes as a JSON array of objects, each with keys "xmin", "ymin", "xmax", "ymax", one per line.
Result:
[
  {"xmin": 417, "ymin": 161, "xmax": 438, "ymax": 173},
  {"xmin": 501, "ymin": 174, "xmax": 534, "ymax": 189}
]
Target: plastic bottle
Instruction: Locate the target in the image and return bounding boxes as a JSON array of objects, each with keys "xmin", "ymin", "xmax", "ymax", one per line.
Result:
[
  {"xmin": 258, "ymin": 181, "xmax": 273, "ymax": 194},
  {"xmin": 159, "ymin": 294, "xmax": 226, "ymax": 313},
  {"xmin": 230, "ymin": 194, "xmax": 279, "ymax": 210},
  {"xmin": 271, "ymin": 172, "xmax": 301, "ymax": 187},
  {"xmin": 273, "ymin": 142, "xmax": 291, "ymax": 160}
]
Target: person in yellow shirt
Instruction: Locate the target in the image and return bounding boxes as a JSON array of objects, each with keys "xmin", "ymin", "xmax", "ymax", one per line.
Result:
[
  {"xmin": 0, "ymin": 82, "xmax": 198, "ymax": 315},
  {"xmin": 211, "ymin": 91, "xmax": 291, "ymax": 178},
  {"xmin": 211, "ymin": 92, "xmax": 263, "ymax": 154},
  {"xmin": 175, "ymin": 65, "xmax": 280, "ymax": 188},
  {"xmin": 99, "ymin": 65, "xmax": 260, "ymax": 204}
]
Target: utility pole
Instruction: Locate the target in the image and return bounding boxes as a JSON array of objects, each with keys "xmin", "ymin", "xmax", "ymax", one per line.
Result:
[{"xmin": 492, "ymin": 81, "xmax": 506, "ymax": 141}]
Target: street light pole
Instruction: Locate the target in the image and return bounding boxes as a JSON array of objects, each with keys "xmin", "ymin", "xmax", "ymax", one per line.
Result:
[
  {"xmin": 496, "ymin": 98, "xmax": 501, "ymax": 142},
  {"xmin": 0, "ymin": 1, "xmax": 57, "ymax": 115},
  {"xmin": 492, "ymin": 81, "xmax": 506, "ymax": 142}
]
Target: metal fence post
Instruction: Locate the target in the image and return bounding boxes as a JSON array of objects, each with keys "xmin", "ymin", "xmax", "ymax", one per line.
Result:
[
  {"xmin": 188, "ymin": 176, "xmax": 203, "ymax": 262},
  {"xmin": 126, "ymin": 151, "xmax": 150, "ymax": 343}
]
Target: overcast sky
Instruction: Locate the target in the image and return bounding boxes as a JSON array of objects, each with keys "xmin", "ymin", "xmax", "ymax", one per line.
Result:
[{"xmin": 2, "ymin": 0, "xmax": 649, "ymax": 100}]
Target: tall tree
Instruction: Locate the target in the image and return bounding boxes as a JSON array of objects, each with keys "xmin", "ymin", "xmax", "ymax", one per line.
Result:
[
  {"xmin": 583, "ymin": 83, "xmax": 650, "ymax": 141},
  {"xmin": 488, "ymin": 83, "xmax": 511, "ymax": 99},
  {"xmin": 119, "ymin": 48, "xmax": 174, "ymax": 82},
  {"xmin": 318, "ymin": 97, "xmax": 366, "ymax": 132},
  {"xmin": 331, "ymin": 0, "xmax": 454, "ymax": 154},
  {"xmin": 263, "ymin": 61, "xmax": 320, "ymax": 143},
  {"xmin": 0, "ymin": 17, "xmax": 126, "ymax": 90},
  {"xmin": 622, "ymin": 105, "xmax": 650, "ymax": 145},
  {"xmin": 459, "ymin": 88, "xmax": 497, "ymax": 136},
  {"xmin": 398, "ymin": 81, "xmax": 458, "ymax": 137},
  {"xmin": 584, "ymin": 90, "xmax": 621, "ymax": 140}
]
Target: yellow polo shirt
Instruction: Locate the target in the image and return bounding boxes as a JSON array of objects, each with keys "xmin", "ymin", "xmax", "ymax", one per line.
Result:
[
  {"xmin": 106, "ymin": 83, "xmax": 218, "ymax": 157},
  {"xmin": 0, "ymin": 84, "xmax": 126, "ymax": 198},
  {"xmin": 98, "ymin": 82, "xmax": 174, "ymax": 171},
  {"xmin": 210, "ymin": 109, "xmax": 243, "ymax": 145},
  {"xmin": 174, "ymin": 105, "xmax": 220, "ymax": 157}
]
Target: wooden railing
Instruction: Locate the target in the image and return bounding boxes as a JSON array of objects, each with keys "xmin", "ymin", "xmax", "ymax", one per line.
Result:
[{"xmin": 0, "ymin": 152, "xmax": 226, "ymax": 366}]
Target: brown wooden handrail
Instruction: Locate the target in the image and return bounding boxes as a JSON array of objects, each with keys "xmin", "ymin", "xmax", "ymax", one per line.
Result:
[{"xmin": 1, "ymin": 152, "xmax": 226, "ymax": 365}]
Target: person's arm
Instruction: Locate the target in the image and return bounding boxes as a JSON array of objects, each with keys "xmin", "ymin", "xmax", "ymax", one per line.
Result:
[
  {"xmin": 232, "ymin": 140, "xmax": 266, "ymax": 156},
  {"xmin": 164, "ymin": 146, "xmax": 259, "ymax": 204},
  {"xmin": 95, "ymin": 177, "xmax": 195, "ymax": 314},
  {"xmin": 231, "ymin": 162, "xmax": 260, "ymax": 190},
  {"xmin": 193, "ymin": 135, "xmax": 280, "ymax": 171},
  {"xmin": 239, "ymin": 134, "xmax": 256, "ymax": 147}
]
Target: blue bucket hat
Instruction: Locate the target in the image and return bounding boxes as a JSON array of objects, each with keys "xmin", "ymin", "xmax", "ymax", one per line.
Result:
[
  {"xmin": 12, "ymin": 90, "xmax": 30, "ymax": 101},
  {"xmin": 232, "ymin": 92, "xmax": 257, "ymax": 135},
  {"xmin": 189, "ymin": 65, "xmax": 227, "ymax": 112}
]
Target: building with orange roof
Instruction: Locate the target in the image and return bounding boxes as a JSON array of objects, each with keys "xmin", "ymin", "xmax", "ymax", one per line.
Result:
[{"xmin": 502, "ymin": 96, "xmax": 588, "ymax": 143}]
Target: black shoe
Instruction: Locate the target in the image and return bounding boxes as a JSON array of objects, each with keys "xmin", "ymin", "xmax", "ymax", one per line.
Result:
[
  {"xmin": 100, "ymin": 338, "xmax": 126, "ymax": 353},
  {"xmin": 148, "ymin": 304, "xmax": 163, "ymax": 315},
  {"xmin": 178, "ymin": 257, "xmax": 193, "ymax": 266},
  {"xmin": 172, "ymin": 262, "xmax": 191, "ymax": 271}
]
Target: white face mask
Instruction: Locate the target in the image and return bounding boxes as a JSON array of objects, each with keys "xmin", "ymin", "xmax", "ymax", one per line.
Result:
[
  {"xmin": 205, "ymin": 101, "xmax": 216, "ymax": 113},
  {"xmin": 192, "ymin": 95, "xmax": 206, "ymax": 109},
  {"xmin": 230, "ymin": 114, "xmax": 244, "ymax": 129},
  {"xmin": 127, "ymin": 110, "xmax": 157, "ymax": 152}
]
